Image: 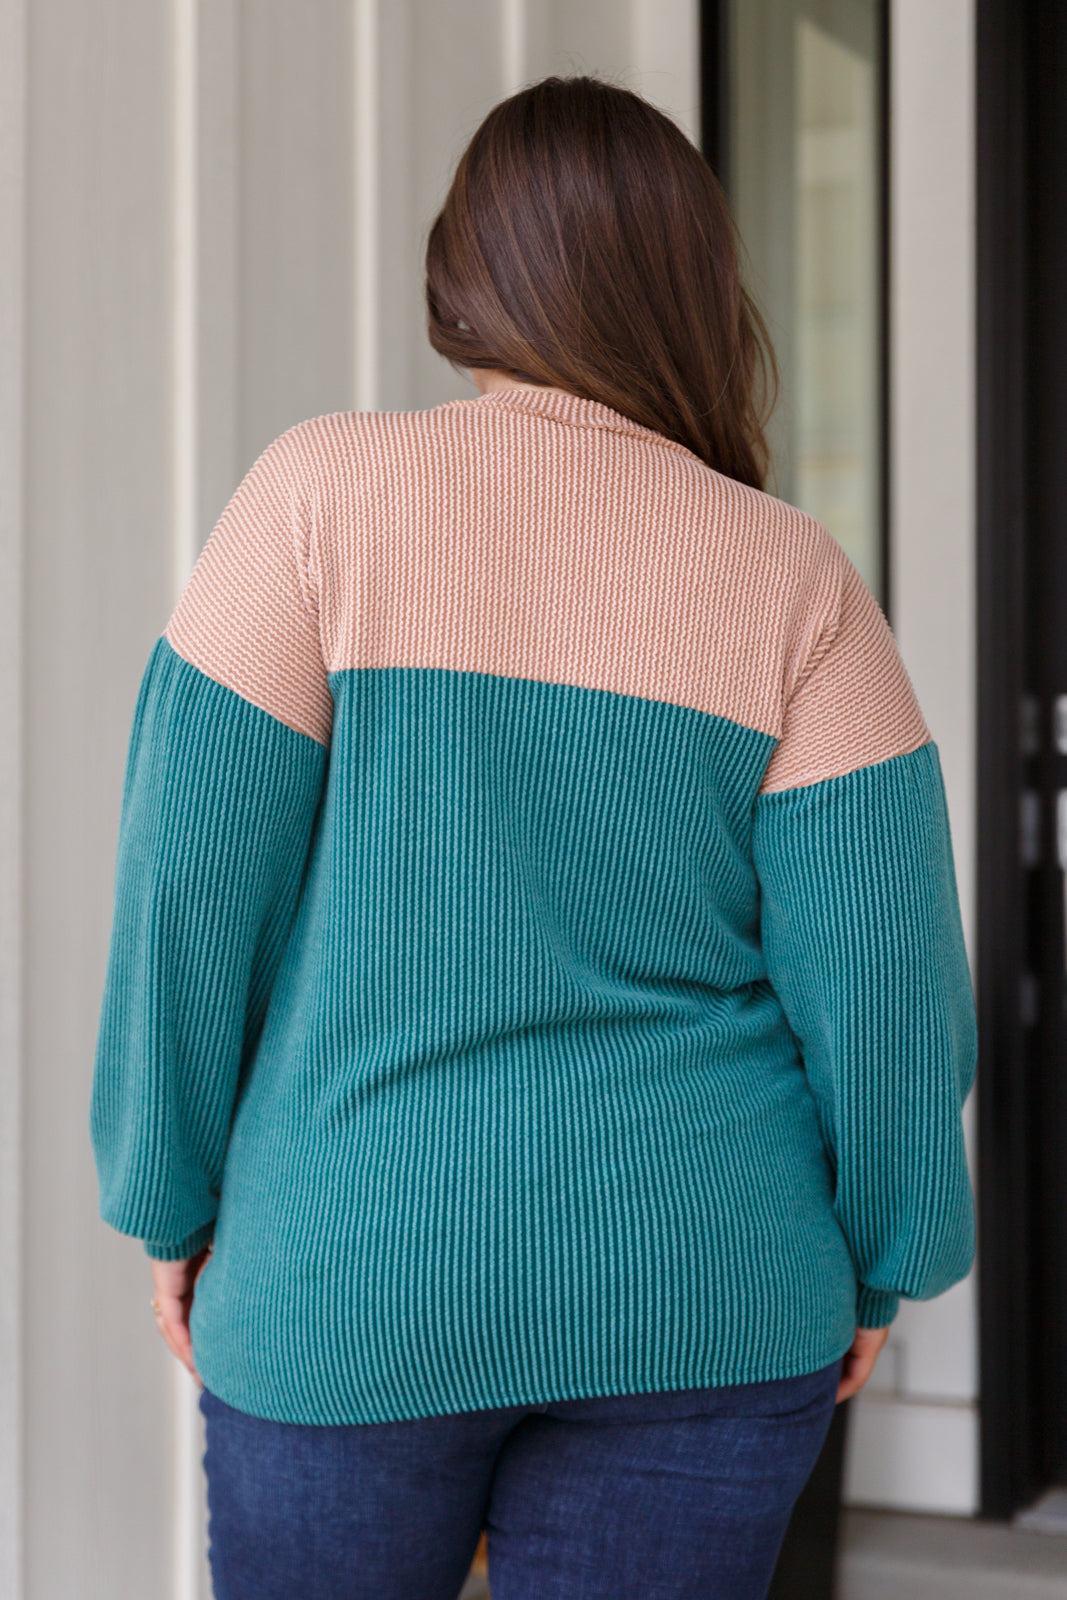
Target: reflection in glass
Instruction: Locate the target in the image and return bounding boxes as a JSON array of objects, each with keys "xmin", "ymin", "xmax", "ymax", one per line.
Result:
[{"xmin": 726, "ymin": 0, "xmax": 883, "ymax": 599}]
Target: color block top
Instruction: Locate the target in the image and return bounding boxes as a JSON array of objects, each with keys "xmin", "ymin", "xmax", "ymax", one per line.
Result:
[{"xmin": 90, "ymin": 384, "xmax": 977, "ymax": 1425}]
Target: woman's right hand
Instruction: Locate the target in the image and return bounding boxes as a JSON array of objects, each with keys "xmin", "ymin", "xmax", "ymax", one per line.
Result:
[{"xmin": 836, "ymin": 1325, "xmax": 891, "ymax": 1403}]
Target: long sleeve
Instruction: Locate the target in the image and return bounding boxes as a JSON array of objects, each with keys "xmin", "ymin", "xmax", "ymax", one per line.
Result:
[
  {"xmin": 90, "ymin": 424, "xmax": 333, "ymax": 1261},
  {"xmin": 751, "ymin": 538, "xmax": 977, "ymax": 1330}
]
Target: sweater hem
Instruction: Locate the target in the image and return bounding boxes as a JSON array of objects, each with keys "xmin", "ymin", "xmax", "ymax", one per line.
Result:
[{"xmin": 190, "ymin": 1335, "xmax": 859, "ymax": 1427}]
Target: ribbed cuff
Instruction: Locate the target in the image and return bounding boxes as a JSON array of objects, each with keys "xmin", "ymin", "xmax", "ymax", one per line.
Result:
[
  {"xmin": 856, "ymin": 1284, "xmax": 900, "ymax": 1328},
  {"xmin": 142, "ymin": 1219, "xmax": 216, "ymax": 1261}
]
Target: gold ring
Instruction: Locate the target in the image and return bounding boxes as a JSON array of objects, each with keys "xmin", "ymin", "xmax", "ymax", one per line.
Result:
[{"xmin": 150, "ymin": 1298, "xmax": 162, "ymax": 1316}]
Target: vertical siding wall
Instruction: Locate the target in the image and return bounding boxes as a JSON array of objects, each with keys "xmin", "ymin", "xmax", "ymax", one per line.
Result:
[
  {"xmin": 0, "ymin": 3, "xmax": 696, "ymax": 1595},
  {"xmin": 0, "ymin": 0, "xmax": 26, "ymax": 1594}
]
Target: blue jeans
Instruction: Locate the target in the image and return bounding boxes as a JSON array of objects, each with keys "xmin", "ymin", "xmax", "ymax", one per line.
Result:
[{"xmin": 199, "ymin": 1356, "xmax": 843, "ymax": 1600}]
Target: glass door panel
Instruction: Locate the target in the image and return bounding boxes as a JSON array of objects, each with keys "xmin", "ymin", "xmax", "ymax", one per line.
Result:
[{"xmin": 725, "ymin": 0, "xmax": 885, "ymax": 600}]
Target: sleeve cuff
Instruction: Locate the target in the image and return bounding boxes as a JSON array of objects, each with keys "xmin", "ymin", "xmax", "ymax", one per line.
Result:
[
  {"xmin": 142, "ymin": 1219, "xmax": 216, "ymax": 1261},
  {"xmin": 856, "ymin": 1284, "xmax": 900, "ymax": 1328}
]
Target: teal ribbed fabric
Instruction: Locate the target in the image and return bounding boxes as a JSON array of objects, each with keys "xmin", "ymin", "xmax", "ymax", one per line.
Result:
[
  {"xmin": 752, "ymin": 741, "xmax": 977, "ymax": 1331},
  {"xmin": 90, "ymin": 632, "xmax": 976, "ymax": 1425},
  {"xmin": 91, "ymin": 637, "xmax": 328, "ymax": 1260}
]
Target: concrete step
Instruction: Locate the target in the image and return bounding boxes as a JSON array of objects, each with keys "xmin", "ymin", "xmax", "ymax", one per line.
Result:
[{"xmin": 839, "ymin": 1507, "xmax": 1067, "ymax": 1599}]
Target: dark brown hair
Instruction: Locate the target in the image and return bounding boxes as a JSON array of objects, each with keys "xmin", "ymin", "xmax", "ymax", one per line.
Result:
[{"xmin": 425, "ymin": 74, "xmax": 780, "ymax": 491}]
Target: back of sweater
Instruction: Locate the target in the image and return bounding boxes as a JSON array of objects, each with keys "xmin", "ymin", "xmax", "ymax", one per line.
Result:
[{"xmin": 90, "ymin": 383, "xmax": 976, "ymax": 1425}]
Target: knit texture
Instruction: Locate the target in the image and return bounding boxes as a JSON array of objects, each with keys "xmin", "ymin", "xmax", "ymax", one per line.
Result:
[{"xmin": 90, "ymin": 385, "xmax": 976, "ymax": 1424}]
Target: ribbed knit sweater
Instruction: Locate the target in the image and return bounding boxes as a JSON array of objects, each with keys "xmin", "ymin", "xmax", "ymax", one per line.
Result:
[{"xmin": 90, "ymin": 383, "xmax": 977, "ymax": 1426}]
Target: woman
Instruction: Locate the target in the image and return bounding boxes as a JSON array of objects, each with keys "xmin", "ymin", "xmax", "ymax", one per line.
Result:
[{"xmin": 90, "ymin": 75, "xmax": 975, "ymax": 1600}]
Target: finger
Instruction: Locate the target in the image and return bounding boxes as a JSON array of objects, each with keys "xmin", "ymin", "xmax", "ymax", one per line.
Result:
[
  {"xmin": 834, "ymin": 1324, "xmax": 892, "ymax": 1401},
  {"xmin": 153, "ymin": 1309, "xmax": 202, "ymax": 1384},
  {"xmin": 836, "ymin": 1349, "xmax": 878, "ymax": 1402},
  {"xmin": 837, "ymin": 1371, "xmax": 866, "ymax": 1402}
]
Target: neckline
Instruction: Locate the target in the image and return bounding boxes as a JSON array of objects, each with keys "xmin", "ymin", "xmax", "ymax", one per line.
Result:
[{"xmin": 451, "ymin": 385, "xmax": 698, "ymax": 458}]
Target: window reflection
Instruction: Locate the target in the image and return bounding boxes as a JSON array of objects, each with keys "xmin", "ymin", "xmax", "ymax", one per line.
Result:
[{"xmin": 726, "ymin": 0, "xmax": 884, "ymax": 600}]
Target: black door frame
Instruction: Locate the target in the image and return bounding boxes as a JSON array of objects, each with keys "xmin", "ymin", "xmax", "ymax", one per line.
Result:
[
  {"xmin": 977, "ymin": 0, "xmax": 1067, "ymax": 1519},
  {"xmin": 975, "ymin": 0, "xmax": 1032, "ymax": 1522}
]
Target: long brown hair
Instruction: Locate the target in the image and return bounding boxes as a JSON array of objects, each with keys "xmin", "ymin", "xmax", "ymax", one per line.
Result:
[{"xmin": 424, "ymin": 74, "xmax": 780, "ymax": 491}]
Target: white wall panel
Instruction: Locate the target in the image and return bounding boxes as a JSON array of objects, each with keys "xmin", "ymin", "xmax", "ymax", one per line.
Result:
[
  {"xmin": 842, "ymin": 0, "xmax": 979, "ymax": 1514},
  {"xmin": 22, "ymin": 5, "xmax": 179, "ymax": 1596},
  {"xmin": 0, "ymin": 0, "xmax": 27, "ymax": 1591},
  {"xmin": 239, "ymin": 0, "xmax": 356, "ymax": 455},
  {"xmin": 845, "ymin": 1394, "xmax": 980, "ymax": 1516}
]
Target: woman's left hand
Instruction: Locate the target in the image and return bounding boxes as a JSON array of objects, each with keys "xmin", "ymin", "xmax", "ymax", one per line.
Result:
[{"xmin": 149, "ymin": 1244, "xmax": 212, "ymax": 1386}]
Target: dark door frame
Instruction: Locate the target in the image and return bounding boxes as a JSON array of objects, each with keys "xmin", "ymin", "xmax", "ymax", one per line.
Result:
[
  {"xmin": 973, "ymin": 0, "xmax": 1067, "ymax": 1521},
  {"xmin": 975, "ymin": 0, "xmax": 1032, "ymax": 1521}
]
